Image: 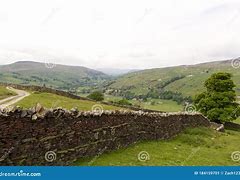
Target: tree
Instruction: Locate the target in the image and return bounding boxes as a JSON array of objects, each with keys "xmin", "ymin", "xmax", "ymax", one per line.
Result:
[
  {"xmin": 87, "ymin": 91, "xmax": 104, "ymax": 101},
  {"xmin": 194, "ymin": 72, "xmax": 240, "ymax": 123},
  {"xmin": 117, "ymin": 99, "xmax": 132, "ymax": 106}
]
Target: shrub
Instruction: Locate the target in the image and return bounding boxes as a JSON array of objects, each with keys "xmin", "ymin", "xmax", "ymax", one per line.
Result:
[
  {"xmin": 116, "ymin": 99, "xmax": 132, "ymax": 106},
  {"xmin": 87, "ymin": 91, "xmax": 104, "ymax": 101}
]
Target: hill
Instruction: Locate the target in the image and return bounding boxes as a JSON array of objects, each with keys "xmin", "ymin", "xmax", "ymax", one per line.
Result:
[
  {"xmin": 97, "ymin": 68, "xmax": 140, "ymax": 76},
  {"xmin": 0, "ymin": 61, "xmax": 109, "ymax": 91},
  {"xmin": 76, "ymin": 127, "xmax": 240, "ymax": 166},
  {"xmin": 107, "ymin": 60, "xmax": 240, "ymax": 99}
]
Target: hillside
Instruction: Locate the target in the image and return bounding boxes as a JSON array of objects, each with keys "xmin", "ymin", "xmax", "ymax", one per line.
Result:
[
  {"xmin": 108, "ymin": 60, "xmax": 240, "ymax": 98},
  {"xmin": 0, "ymin": 61, "xmax": 109, "ymax": 91},
  {"xmin": 97, "ymin": 68, "xmax": 140, "ymax": 76},
  {"xmin": 76, "ymin": 127, "xmax": 240, "ymax": 166}
]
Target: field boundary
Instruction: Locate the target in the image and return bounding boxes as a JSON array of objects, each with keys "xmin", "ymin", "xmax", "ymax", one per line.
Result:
[{"xmin": 0, "ymin": 108, "xmax": 210, "ymax": 166}]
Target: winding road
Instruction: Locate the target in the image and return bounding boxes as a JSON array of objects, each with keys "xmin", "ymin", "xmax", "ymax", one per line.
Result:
[{"xmin": 0, "ymin": 87, "xmax": 30, "ymax": 110}]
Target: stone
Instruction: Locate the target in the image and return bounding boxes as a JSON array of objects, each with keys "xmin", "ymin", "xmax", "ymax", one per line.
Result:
[
  {"xmin": 210, "ymin": 122, "xmax": 224, "ymax": 132},
  {"xmin": 216, "ymin": 124, "xmax": 224, "ymax": 132},
  {"xmin": 21, "ymin": 110, "xmax": 28, "ymax": 118},
  {"xmin": 35, "ymin": 103, "xmax": 43, "ymax": 113},
  {"xmin": 27, "ymin": 109, "xmax": 34, "ymax": 115},
  {"xmin": 70, "ymin": 107, "xmax": 78, "ymax": 113},
  {"xmin": 31, "ymin": 114, "xmax": 38, "ymax": 121}
]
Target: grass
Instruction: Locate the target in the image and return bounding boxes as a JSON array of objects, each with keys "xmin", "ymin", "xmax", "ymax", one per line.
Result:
[
  {"xmin": 105, "ymin": 95, "xmax": 183, "ymax": 112},
  {"xmin": 15, "ymin": 91, "xmax": 123, "ymax": 111},
  {"xmin": 0, "ymin": 86, "xmax": 17, "ymax": 100},
  {"xmin": 234, "ymin": 117, "xmax": 240, "ymax": 124},
  {"xmin": 109, "ymin": 61, "xmax": 240, "ymax": 97},
  {"xmin": 0, "ymin": 61, "xmax": 108, "ymax": 90},
  {"xmin": 75, "ymin": 127, "xmax": 240, "ymax": 166},
  {"xmin": 141, "ymin": 99, "xmax": 183, "ymax": 112}
]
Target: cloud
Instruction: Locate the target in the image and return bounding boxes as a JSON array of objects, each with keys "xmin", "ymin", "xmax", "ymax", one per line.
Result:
[{"xmin": 0, "ymin": 0, "xmax": 240, "ymax": 68}]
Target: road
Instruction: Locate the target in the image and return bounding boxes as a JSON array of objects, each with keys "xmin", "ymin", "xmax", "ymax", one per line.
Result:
[{"xmin": 0, "ymin": 87, "xmax": 30, "ymax": 110}]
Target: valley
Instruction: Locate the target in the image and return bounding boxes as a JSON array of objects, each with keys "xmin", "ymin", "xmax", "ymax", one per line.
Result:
[
  {"xmin": 1, "ymin": 59, "xmax": 239, "ymax": 113},
  {"xmin": 0, "ymin": 59, "xmax": 239, "ymax": 166}
]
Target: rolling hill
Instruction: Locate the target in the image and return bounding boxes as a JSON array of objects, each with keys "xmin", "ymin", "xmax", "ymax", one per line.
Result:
[
  {"xmin": 0, "ymin": 61, "xmax": 109, "ymax": 91},
  {"xmin": 108, "ymin": 60, "xmax": 240, "ymax": 98}
]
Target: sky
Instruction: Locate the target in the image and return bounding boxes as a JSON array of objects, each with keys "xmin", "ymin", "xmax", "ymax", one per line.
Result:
[{"xmin": 0, "ymin": 0, "xmax": 240, "ymax": 69}]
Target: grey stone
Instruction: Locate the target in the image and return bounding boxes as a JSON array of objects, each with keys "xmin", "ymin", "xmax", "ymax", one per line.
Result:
[
  {"xmin": 31, "ymin": 114, "xmax": 38, "ymax": 121},
  {"xmin": 21, "ymin": 110, "xmax": 28, "ymax": 118}
]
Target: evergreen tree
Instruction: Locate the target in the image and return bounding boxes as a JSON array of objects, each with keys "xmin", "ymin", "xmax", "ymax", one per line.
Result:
[{"xmin": 195, "ymin": 72, "xmax": 239, "ymax": 123}]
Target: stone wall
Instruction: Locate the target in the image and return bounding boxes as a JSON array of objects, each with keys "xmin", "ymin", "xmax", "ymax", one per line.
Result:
[
  {"xmin": 224, "ymin": 122, "xmax": 240, "ymax": 131},
  {"xmin": 0, "ymin": 107, "xmax": 210, "ymax": 166}
]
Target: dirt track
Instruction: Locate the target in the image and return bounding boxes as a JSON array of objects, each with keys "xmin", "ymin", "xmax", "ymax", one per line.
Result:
[{"xmin": 0, "ymin": 87, "xmax": 30, "ymax": 110}]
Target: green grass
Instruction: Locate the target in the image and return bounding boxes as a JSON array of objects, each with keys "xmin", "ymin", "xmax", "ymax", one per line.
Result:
[
  {"xmin": 141, "ymin": 99, "xmax": 183, "ymax": 112},
  {"xmin": 105, "ymin": 95, "xmax": 183, "ymax": 112},
  {"xmin": 234, "ymin": 117, "xmax": 240, "ymax": 124},
  {"xmin": 109, "ymin": 60, "xmax": 240, "ymax": 97},
  {"xmin": 0, "ymin": 86, "xmax": 16, "ymax": 100},
  {"xmin": 75, "ymin": 127, "xmax": 240, "ymax": 166},
  {"xmin": 15, "ymin": 91, "xmax": 122, "ymax": 111}
]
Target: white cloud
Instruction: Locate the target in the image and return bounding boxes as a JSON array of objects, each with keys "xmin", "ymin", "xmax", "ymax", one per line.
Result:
[{"xmin": 0, "ymin": 0, "xmax": 239, "ymax": 68}]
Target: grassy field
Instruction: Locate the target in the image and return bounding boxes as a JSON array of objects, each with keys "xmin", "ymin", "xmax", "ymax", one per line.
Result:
[
  {"xmin": 76, "ymin": 127, "xmax": 240, "ymax": 166},
  {"xmin": 15, "ymin": 91, "xmax": 122, "ymax": 111},
  {"xmin": 105, "ymin": 95, "xmax": 183, "ymax": 112},
  {"xmin": 0, "ymin": 86, "xmax": 16, "ymax": 100},
  {"xmin": 141, "ymin": 99, "xmax": 183, "ymax": 112}
]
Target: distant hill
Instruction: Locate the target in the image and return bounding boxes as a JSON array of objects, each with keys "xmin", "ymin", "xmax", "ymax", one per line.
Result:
[
  {"xmin": 1, "ymin": 60, "xmax": 239, "ymax": 100},
  {"xmin": 97, "ymin": 68, "xmax": 140, "ymax": 76},
  {"xmin": 108, "ymin": 60, "xmax": 240, "ymax": 97},
  {"xmin": 0, "ymin": 61, "xmax": 109, "ymax": 90}
]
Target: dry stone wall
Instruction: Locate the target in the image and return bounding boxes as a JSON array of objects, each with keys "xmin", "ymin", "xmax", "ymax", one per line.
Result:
[{"xmin": 0, "ymin": 108, "xmax": 210, "ymax": 166}]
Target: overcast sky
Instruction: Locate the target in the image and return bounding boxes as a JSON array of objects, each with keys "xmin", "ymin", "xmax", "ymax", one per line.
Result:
[{"xmin": 0, "ymin": 0, "xmax": 240, "ymax": 69}]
